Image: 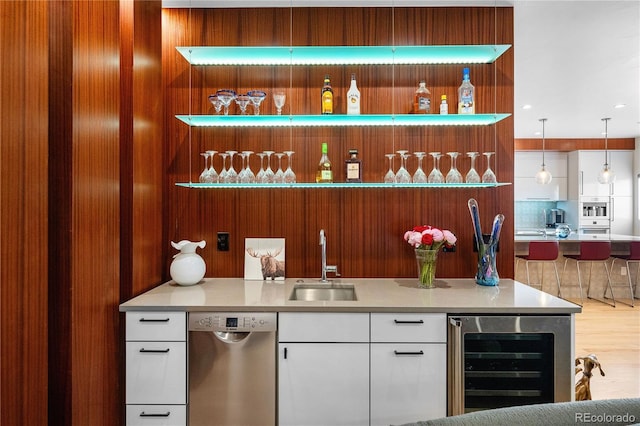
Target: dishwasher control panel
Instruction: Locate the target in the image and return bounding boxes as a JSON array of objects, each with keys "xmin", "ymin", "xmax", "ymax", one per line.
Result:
[{"xmin": 189, "ymin": 312, "xmax": 277, "ymax": 332}]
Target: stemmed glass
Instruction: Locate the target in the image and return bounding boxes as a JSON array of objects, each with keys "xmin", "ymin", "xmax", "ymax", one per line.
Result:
[
  {"xmin": 218, "ymin": 152, "xmax": 229, "ymax": 183},
  {"xmin": 273, "ymin": 91, "xmax": 286, "ymax": 115},
  {"xmin": 256, "ymin": 153, "xmax": 266, "ymax": 183},
  {"xmin": 395, "ymin": 150, "xmax": 412, "ymax": 183},
  {"xmin": 247, "ymin": 90, "xmax": 267, "ymax": 115},
  {"xmin": 225, "ymin": 150, "xmax": 238, "ymax": 183},
  {"xmin": 215, "ymin": 89, "xmax": 236, "ymax": 115},
  {"xmin": 412, "ymin": 152, "xmax": 428, "ymax": 183},
  {"xmin": 446, "ymin": 152, "xmax": 463, "ymax": 183},
  {"xmin": 235, "ymin": 94, "xmax": 251, "ymax": 115},
  {"xmin": 465, "ymin": 152, "xmax": 481, "ymax": 183},
  {"xmin": 241, "ymin": 151, "xmax": 255, "ymax": 183},
  {"xmin": 482, "ymin": 152, "xmax": 498, "ymax": 183},
  {"xmin": 283, "ymin": 151, "xmax": 296, "ymax": 183},
  {"xmin": 199, "ymin": 152, "xmax": 213, "ymax": 183},
  {"xmin": 207, "ymin": 94, "xmax": 223, "ymax": 114},
  {"xmin": 237, "ymin": 152, "xmax": 248, "ymax": 182},
  {"xmin": 206, "ymin": 150, "xmax": 219, "ymax": 183},
  {"xmin": 384, "ymin": 154, "xmax": 396, "ymax": 183},
  {"xmin": 261, "ymin": 150, "xmax": 275, "ymax": 183},
  {"xmin": 427, "ymin": 152, "xmax": 444, "ymax": 183},
  {"xmin": 274, "ymin": 153, "xmax": 285, "ymax": 183}
]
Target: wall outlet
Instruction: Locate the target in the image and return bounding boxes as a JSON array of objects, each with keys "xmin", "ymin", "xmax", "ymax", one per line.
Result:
[
  {"xmin": 621, "ymin": 266, "xmax": 627, "ymax": 276},
  {"xmin": 217, "ymin": 232, "xmax": 229, "ymax": 251}
]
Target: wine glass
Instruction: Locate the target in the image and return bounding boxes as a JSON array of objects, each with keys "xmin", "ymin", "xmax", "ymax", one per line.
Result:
[
  {"xmin": 427, "ymin": 152, "xmax": 444, "ymax": 183},
  {"xmin": 465, "ymin": 152, "xmax": 481, "ymax": 183},
  {"xmin": 206, "ymin": 150, "xmax": 219, "ymax": 183},
  {"xmin": 384, "ymin": 154, "xmax": 396, "ymax": 183},
  {"xmin": 274, "ymin": 153, "xmax": 285, "ymax": 183},
  {"xmin": 226, "ymin": 150, "xmax": 238, "ymax": 183},
  {"xmin": 256, "ymin": 152, "xmax": 266, "ymax": 183},
  {"xmin": 482, "ymin": 151, "xmax": 498, "ymax": 183},
  {"xmin": 237, "ymin": 152, "xmax": 248, "ymax": 182},
  {"xmin": 262, "ymin": 150, "xmax": 275, "ymax": 183},
  {"xmin": 235, "ymin": 94, "xmax": 251, "ymax": 115},
  {"xmin": 412, "ymin": 152, "xmax": 428, "ymax": 183},
  {"xmin": 241, "ymin": 150, "xmax": 255, "ymax": 183},
  {"xmin": 273, "ymin": 91, "xmax": 286, "ymax": 115},
  {"xmin": 283, "ymin": 151, "xmax": 296, "ymax": 183},
  {"xmin": 215, "ymin": 89, "xmax": 236, "ymax": 115},
  {"xmin": 199, "ymin": 152, "xmax": 213, "ymax": 183},
  {"xmin": 395, "ymin": 150, "xmax": 411, "ymax": 183},
  {"xmin": 247, "ymin": 90, "xmax": 267, "ymax": 115},
  {"xmin": 446, "ymin": 152, "xmax": 463, "ymax": 183},
  {"xmin": 208, "ymin": 94, "xmax": 223, "ymax": 114},
  {"xmin": 218, "ymin": 152, "xmax": 229, "ymax": 182}
]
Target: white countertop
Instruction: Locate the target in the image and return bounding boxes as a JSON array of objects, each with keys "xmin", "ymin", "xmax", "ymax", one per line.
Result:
[
  {"xmin": 515, "ymin": 232, "xmax": 640, "ymax": 242},
  {"xmin": 119, "ymin": 278, "xmax": 581, "ymax": 314}
]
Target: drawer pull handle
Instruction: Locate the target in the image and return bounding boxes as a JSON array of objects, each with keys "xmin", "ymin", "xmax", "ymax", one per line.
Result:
[
  {"xmin": 394, "ymin": 319, "xmax": 424, "ymax": 324},
  {"xmin": 139, "ymin": 348, "xmax": 170, "ymax": 353},
  {"xmin": 139, "ymin": 317, "xmax": 170, "ymax": 322},
  {"xmin": 140, "ymin": 411, "xmax": 171, "ymax": 417},
  {"xmin": 394, "ymin": 350, "xmax": 424, "ymax": 356}
]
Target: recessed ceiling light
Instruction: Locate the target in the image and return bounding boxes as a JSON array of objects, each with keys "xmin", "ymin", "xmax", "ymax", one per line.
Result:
[
  {"xmin": 522, "ymin": 104, "xmax": 532, "ymax": 110},
  {"xmin": 614, "ymin": 103, "xmax": 626, "ymax": 109}
]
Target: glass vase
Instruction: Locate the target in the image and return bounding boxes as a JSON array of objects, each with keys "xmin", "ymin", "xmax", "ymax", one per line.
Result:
[
  {"xmin": 475, "ymin": 242, "xmax": 499, "ymax": 286},
  {"xmin": 415, "ymin": 249, "xmax": 439, "ymax": 289}
]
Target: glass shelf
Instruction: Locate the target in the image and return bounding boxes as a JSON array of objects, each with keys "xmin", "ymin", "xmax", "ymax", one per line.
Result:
[
  {"xmin": 176, "ymin": 182, "xmax": 512, "ymax": 189},
  {"xmin": 176, "ymin": 45, "xmax": 511, "ymax": 66},
  {"xmin": 176, "ymin": 113, "xmax": 511, "ymax": 127}
]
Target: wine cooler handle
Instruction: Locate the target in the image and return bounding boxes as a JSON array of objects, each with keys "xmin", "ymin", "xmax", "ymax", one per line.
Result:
[{"xmin": 448, "ymin": 317, "xmax": 464, "ymax": 416}]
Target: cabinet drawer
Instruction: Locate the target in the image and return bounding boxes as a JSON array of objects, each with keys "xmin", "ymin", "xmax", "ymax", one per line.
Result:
[
  {"xmin": 126, "ymin": 341, "xmax": 186, "ymax": 404},
  {"xmin": 371, "ymin": 313, "xmax": 446, "ymax": 342},
  {"xmin": 126, "ymin": 312, "xmax": 186, "ymax": 341},
  {"xmin": 278, "ymin": 312, "xmax": 369, "ymax": 342},
  {"xmin": 125, "ymin": 405, "xmax": 186, "ymax": 426}
]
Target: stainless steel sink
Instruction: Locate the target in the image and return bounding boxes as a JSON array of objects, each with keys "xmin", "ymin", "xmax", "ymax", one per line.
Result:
[{"xmin": 289, "ymin": 283, "xmax": 357, "ymax": 301}]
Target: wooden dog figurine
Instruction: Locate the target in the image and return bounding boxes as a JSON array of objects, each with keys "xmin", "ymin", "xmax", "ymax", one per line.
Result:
[{"xmin": 575, "ymin": 354, "xmax": 605, "ymax": 401}]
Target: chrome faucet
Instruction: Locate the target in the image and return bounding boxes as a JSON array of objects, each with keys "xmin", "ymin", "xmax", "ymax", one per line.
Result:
[{"xmin": 319, "ymin": 229, "xmax": 338, "ymax": 282}]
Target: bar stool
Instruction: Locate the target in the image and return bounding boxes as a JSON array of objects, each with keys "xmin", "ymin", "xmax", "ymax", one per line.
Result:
[
  {"xmin": 561, "ymin": 241, "xmax": 615, "ymax": 307},
  {"xmin": 515, "ymin": 241, "xmax": 561, "ymax": 297},
  {"xmin": 608, "ymin": 241, "xmax": 639, "ymax": 307}
]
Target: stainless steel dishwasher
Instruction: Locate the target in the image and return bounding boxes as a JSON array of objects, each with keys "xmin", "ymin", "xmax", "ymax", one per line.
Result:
[{"xmin": 188, "ymin": 312, "xmax": 277, "ymax": 426}]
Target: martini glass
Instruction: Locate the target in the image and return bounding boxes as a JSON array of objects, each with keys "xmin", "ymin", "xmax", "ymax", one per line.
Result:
[
  {"xmin": 446, "ymin": 152, "xmax": 463, "ymax": 183},
  {"xmin": 208, "ymin": 94, "xmax": 223, "ymax": 114},
  {"xmin": 215, "ymin": 89, "xmax": 236, "ymax": 115},
  {"xmin": 256, "ymin": 153, "xmax": 266, "ymax": 183},
  {"xmin": 247, "ymin": 90, "xmax": 267, "ymax": 115},
  {"xmin": 412, "ymin": 152, "xmax": 428, "ymax": 183},
  {"xmin": 274, "ymin": 153, "xmax": 285, "ymax": 183},
  {"xmin": 199, "ymin": 152, "xmax": 212, "ymax": 183},
  {"xmin": 465, "ymin": 152, "xmax": 481, "ymax": 183},
  {"xmin": 273, "ymin": 91, "xmax": 286, "ymax": 115},
  {"xmin": 427, "ymin": 152, "xmax": 444, "ymax": 183},
  {"xmin": 283, "ymin": 151, "xmax": 296, "ymax": 183},
  {"xmin": 384, "ymin": 154, "xmax": 396, "ymax": 183},
  {"xmin": 218, "ymin": 152, "xmax": 229, "ymax": 183},
  {"xmin": 395, "ymin": 150, "xmax": 411, "ymax": 183},
  {"xmin": 241, "ymin": 151, "xmax": 255, "ymax": 183},
  {"xmin": 225, "ymin": 150, "xmax": 238, "ymax": 183},
  {"xmin": 262, "ymin": 150, "xmax": 275, "ymax": 183},
  {"xmin": 482, "ymin": 152, "xmax": 497, "ymax": 183},
  {"xmin": 235, "ymin": 94, "xmax": 251, "ymax": 115},
  {"xmin": 206, "ymin": 150, "xmax": 218, "ymax": 183}
]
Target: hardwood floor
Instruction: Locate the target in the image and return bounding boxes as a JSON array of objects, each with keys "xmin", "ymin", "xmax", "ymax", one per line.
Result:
[{"xmin": 574, "ymin": 299, "xmax": 640, "ymax": 400}]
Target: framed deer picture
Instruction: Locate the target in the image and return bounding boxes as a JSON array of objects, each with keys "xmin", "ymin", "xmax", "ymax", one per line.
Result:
[{"xmin": 244, "ymin": 238, "xmax": 285, "ymax": 281}]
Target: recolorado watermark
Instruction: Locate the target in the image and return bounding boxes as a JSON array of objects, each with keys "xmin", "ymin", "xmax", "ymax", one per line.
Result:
[{"xmin": 575, "ymin": 412, "xmax": 636, "ymax": 423}]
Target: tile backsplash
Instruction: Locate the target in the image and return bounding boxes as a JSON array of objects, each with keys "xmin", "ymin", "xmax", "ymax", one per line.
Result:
[{"xmin": 515, "ymin": 201, "xmax": 557, "ymax": 229}]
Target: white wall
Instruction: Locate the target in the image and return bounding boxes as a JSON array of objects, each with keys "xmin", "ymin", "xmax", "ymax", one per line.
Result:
[{"xmin": 634, "ymin": 138, "xmax": 640, "ymax": 235}]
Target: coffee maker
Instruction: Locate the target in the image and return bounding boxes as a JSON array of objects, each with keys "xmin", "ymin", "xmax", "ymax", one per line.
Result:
[{"xmin": 545, "ymin": 208, "xmax": 565, "ymax": 228}]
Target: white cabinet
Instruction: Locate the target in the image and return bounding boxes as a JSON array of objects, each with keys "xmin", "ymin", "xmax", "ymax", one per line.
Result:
[
  {"xmin": 610, "ymin": 150, "xmax": 634, "ymax": 196},
  {"xmin": 514, "ymin": 152, "xmax": 567, "ymax": 201},
  {"xmin": 370, "ymin": 313, "xmax": 447, "ymax": 425},
  {"xmin": 125, "ymin": 312, "xmax": 187, "ymax": 426},
  {"xmin": 611, "ymin": 196, "xmax": 633, "ymax": 235},
  {"xmin": 568, "ymin": 151, "xmax": 613, "ymax": 198},
  {"xmin": 278, "ymin": 313, "xmax": 369, "ymax": 426}
]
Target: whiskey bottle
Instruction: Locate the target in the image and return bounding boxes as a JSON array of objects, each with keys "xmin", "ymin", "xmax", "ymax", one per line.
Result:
[
  {"xmin": 316, "ymin": 142, "xmax": 333, "ymax": 183},
  {"xmin": 345, "ymin": 149, "xmax": 362, "ymax": 182},
  {"xmin": 321, "ymin": 75, "xmax": 333, "ymax": 114},
  {"xmin": 414, "ymin": 80, "xmax": 431, "ymax": 113}
]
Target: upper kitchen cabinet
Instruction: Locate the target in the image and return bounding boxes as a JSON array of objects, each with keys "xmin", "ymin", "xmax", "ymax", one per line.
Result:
[
  {"xmin": 609, "ymin": 150, "xmax": 634, "ymax": 197},
  {"xmin": 514, "ymin": 151, "xmax": 567, "ymax": 201},
  {"xmin": 567, "ymin": 150, "xmax": 633, "ymax": 199}
]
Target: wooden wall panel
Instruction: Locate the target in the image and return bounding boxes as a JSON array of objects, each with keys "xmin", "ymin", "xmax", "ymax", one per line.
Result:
[
  {"xmin": 163, "ymin": 7, "xmax": 515, "ymax": 280},
  {"xmin": 515, "ymin": 138, "xmax": 635, "ymax": 151},
  {"xmin": 0, "ymin": 2, "xmax": 49, "ymax": 425}
]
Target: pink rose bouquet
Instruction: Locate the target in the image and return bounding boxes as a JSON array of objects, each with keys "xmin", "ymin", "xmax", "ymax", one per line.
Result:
[{"xmin": 404, "ymin": 225, "xmax": 457, "ymax": 251}]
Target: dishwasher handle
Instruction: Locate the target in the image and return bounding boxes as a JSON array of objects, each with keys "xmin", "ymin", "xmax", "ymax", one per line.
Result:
[{"xmin": 448, "ymin": 317, "xmax": 464, "ymax": 416}]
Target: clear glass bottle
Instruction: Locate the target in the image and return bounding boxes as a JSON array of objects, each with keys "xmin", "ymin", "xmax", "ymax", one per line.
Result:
[
  {"xmin": 346, "ymin": 73, "xmax": 360, "ymax": 115},
  {"xmin": 414, "ymin": 80, "xmax": 431, "ymax": 113},
  {"xmin": 316, "ymin": 142, "xmax": 333, "ymax": 183},
  {"xmin": 457, "ymin": 67, "xmax": 475, "ymax": 114},
  {"xmin": 321, "ymin": 75, "xmax": 333, "ymax": 114},
  {"xmin": 439, "ymin": 94, "xmax": 448, "ymax": 115},
  {"xmin": 345, "ymin": 149, "xmax": 362, "ymax": 182}
]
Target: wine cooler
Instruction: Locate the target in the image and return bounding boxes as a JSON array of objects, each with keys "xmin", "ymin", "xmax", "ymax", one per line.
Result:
[{"xmin": 448, "ymin": 315, "xmax": 573, "ymax": 415}]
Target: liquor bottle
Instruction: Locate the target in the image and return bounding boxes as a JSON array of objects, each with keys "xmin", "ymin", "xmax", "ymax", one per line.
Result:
[
  {"xmin": 346, "ymin": 73, "xmax": 361, "ymax": 115},
  {"xmin": 345, "ymin": 149, "xmax": 362, "ymax": 182},
  {"xmin": 457, "ymin": 67, "xmax": 475, "ymax": 114},
  {"xmin": 439, "ymin": 94, "xmax": 448, "ymax": 115},
  {"xmin": 413, "ymin": 80, "xmax": 431, "ymax": 113},
  {"xmin": 321, "ymin": 75, "xmax": 333, "ymax": 114},
  {"xmin": 316, "ymin": 142, "xmax": 333, "ymax": 183}
]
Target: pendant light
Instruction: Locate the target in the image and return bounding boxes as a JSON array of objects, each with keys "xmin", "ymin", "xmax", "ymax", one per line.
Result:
[
  {"xmin": 535, "ymin": 118, "xmax": 552, "ymax": 184},
  {"xmin": 597, "ymin": 117, "xmax": 616, "ymax": 184}
]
